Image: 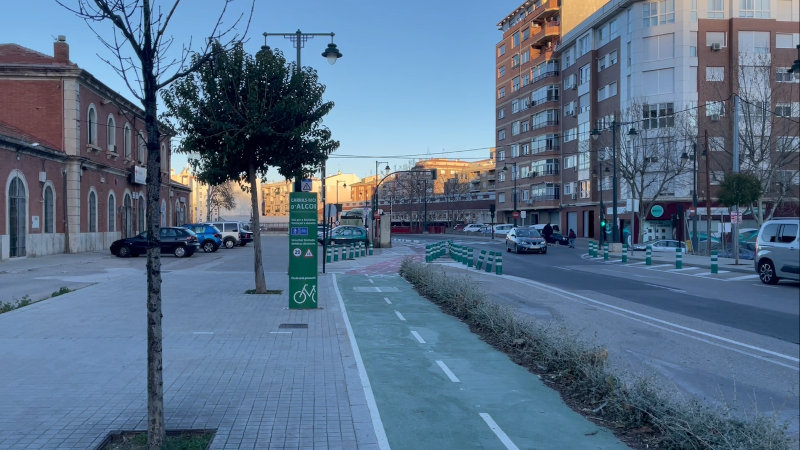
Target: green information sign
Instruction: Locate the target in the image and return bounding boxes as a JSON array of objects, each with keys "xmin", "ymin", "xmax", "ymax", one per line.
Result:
[
  {"xmin": 651, "ymin": 204, "xmax": 664, "ymax": 218},
  {"xmin": 289, "ymin": 192, "xmax": 318, "ymax": 309}
]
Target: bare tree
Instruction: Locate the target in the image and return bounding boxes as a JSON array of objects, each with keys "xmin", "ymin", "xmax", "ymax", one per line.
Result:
[
  {"xmin": 56, "ymin": 1, "xmax": 252, "ymax": 447},
  {"xmin": 443, "ymin": 175, "xmax": 472, "ymax": 226},
  {"xmin": 205, "ymin": 181, "xmax": 236, "ymax": 221},
  {"xmin": 702, "ymin": 54, "xmax": 800, "ymax": 225}
]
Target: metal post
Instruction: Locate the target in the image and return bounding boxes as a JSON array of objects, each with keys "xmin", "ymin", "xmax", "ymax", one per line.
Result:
[
  {"xmin": 704, "ymin": 130, "xmax": 712, "ymax": 257},
  {"xmin": 512, "ymin": 162, "xmax": 518, "ymax": 226},
  {"xmin": 691, "ymin": 144, "xmax": 699, "ymax": 254},
  {"xmin": 612, "ymin": 121, "xmax": 619, "ymax": 243},
  {"xmin": 423, "ymin": 178, "xmax": 428, "ymax": 234}
]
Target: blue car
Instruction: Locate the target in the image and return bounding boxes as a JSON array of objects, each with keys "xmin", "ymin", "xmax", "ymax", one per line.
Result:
[{"xmin": 180, "ymin": 223, "xmax": 223, "ymax": 253}]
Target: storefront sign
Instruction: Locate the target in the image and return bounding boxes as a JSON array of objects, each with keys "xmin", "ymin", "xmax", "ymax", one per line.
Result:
[
  {"xmin": 289, "ymin": 192, "xmax": 318, "ymax": 309},
  {"xmin": 650, "ymin": 204, "xmax": 664, "ymax": 218}
]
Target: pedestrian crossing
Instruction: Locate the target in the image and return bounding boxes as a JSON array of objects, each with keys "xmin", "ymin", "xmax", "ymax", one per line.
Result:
[{"xmin": 583, "ymin": 254, "xmax": 756, "ymax": 282}]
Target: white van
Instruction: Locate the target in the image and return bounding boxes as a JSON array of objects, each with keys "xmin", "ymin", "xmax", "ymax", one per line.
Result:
[
  {"xmin": 754, "ymin": 218, "xmax": 799, "ymax": 284},
  {"xmin": 530, "ymin": 223, "xmax": 560, "ymax": 234}
]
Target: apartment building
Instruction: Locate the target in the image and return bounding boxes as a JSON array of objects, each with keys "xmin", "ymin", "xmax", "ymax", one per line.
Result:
[
  {"xmin": 0, "ymin": 37, "xmax": 187, "ymax": 260},
  {"xmin": 556, "ymin": 0, "xmax": 799, "ymax": 243},
  {"xmin": 496, "ymin": 0, "xmax": 606, "ymax": 227}
]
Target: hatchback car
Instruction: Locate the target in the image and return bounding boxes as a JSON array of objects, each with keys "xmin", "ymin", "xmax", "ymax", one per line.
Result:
[
  {"xmin": 110, "ymin": 227, "xmax": 199, "ymax": 258},
  {"xmin": 318, "ymin": 225, "xmax": 369, "ymax": 246},
  {"xmin": 505, "ymin": 227, "xmax": 547, "ymax": 254},
  {"xmin": 632, "ymin": 239, "xmax": 687, "ymax": 253},
  {"xmin": 547, "ymin": 232, "xmax": 570, "ymax": 246},
  {"xmin": 181, "ymin": 223, "xmax": 222, "ymax": 252},
  {"xmin": 462, "ymin": 223, "xmax": 485, "ymax": 233},
  {"xmin": 754, "ymin": 218, "xmax": 800, "ymax": 284},
  {"xmin": 238, "ymin": 223, "xmax": 254, "ymax": 246},
  {"xmin": 492, "ymin": 224, "xmax": 514, "ymax": 236},
  {"xmin": 208, "ymin": 221, "xmax": 244, "ymax": 248}
]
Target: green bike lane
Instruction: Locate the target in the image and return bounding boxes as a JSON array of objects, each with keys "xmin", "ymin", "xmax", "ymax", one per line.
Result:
[{"xmin": 334, "ymin": 272, "xmax": 627, "ymax": 449}]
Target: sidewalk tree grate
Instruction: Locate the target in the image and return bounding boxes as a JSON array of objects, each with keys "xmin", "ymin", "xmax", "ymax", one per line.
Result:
[{"xmin": 278, "ymin": 323, "xmax": 308, "ymax": 329}]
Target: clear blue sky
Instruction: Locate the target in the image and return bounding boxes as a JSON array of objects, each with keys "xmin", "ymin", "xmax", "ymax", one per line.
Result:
[{"xmin": 5, "ymin": 0, "xmax": 516, "ymax": 181}]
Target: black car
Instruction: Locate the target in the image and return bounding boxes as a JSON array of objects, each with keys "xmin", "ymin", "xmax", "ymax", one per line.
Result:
[
  {"xmin": 110, "ymin": 227, "xmax": 199, "ymax": 258},
  {"xmin": 238, "ymin": 223, "xmax": 254, "ymax": 246},
  {"xmin": 546, "ymin": 232, "xmax": 570, "ymax": 246}
]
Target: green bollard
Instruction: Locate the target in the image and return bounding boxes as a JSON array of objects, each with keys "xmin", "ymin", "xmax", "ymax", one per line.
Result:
[
  {"xmin": 622, "ymin": 244, "xmax": 628, "ymax": 263},
  {"xmin": 425, "ymin": 244, "xmax": 431, "ymax": 263},
  {"xmin": 495, "ymin": 253, "xmax": 503, "ymax": 275},
  {"xmin": 603, "ymin": 243, "xmax": 609, "ymax": 261},
  {"xmin": 646, "ymin": 245, "xmax": 652, "ymax": 265},
  {"xmin": 476, "ymin": 250, "xmax": 485, "ymax": 270},
  {"xmin": 468, "ymin": 247, "xmax": 474, "ymax": 268},
  {"xmin": 711, "ymin": 251, "xmax": 718, "ymax": 274},
  {"xmin": 675, "ymin": 247, "xmax": 682, "ymax": 269},
  {"xmin": 361, "ymin": 242, "xmax": 366, "ymax": 257},
  {"xmin": 333, "ymin": 244, "xmax": 339, "ymax": 262},
  {"xmin": 590, "ymin": 241, "xmax": 596, "ymax": 257},
  {"xmin": 485, "ymin": 252, "xmax": 494, "ymax": 272},
  {"xmin": 326, "ymin": 245, "xmax": 332, "ymax": 263},
  {"xmin": 369, "ymin": 242, "xmax": 374, "ymax": 256},
  {"xmin": 350, "ymin": 243, "xmax": 355, "ymax": 260}
]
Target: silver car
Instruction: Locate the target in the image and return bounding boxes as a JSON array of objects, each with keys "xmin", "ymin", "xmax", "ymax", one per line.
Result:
[
  {"xmin": 505, "ymin": 227, "xmax": 547, "ymax": 254},
  {"xmin": 754, "ymin": 218, "xmax": 800, "ymax": 284}
]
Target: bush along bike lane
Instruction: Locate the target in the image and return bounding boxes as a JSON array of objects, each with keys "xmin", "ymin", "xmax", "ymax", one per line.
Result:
[{"xmin": 333, "ymin": 272, "xmax": 627, "ymax": 450}]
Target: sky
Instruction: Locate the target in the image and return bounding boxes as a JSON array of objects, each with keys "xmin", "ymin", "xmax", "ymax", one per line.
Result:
[{"xmin": 4, "ymin": 0, "xmax": 517, "ymax": 181}]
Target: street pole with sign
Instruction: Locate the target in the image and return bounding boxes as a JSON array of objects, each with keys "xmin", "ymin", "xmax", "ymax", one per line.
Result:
[{"xmin": 289, "ymin": 192, "xmax": 318, "ymax": 309}]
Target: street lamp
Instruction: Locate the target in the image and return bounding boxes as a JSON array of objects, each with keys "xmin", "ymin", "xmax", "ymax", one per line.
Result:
[
  {"xmin": 262, "ymin": 30, "xmax": 342, "ymax": 192},
  {"xmin": 335, "ymin": 180, "xmax": 347, "ymax": 205},
  {"xmin": 502, "ymin": 162, "xmax": 518, "ymax": 226},
  {"xmin": 681, "ymin": 145, "xmax": 699, "ymax": 253},
  {"xmin": 591, "ymin": 121, "xmax": 638, "ymax": 243},
  {"xmin": 372, "ymin": 161, "xmax": 389, "ymax": 242}
]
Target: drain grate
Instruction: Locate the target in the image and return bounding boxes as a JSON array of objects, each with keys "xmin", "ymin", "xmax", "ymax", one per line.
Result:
[{"xmin": 278, "ymin": 323, "xmax": 308, "ymax": 329}]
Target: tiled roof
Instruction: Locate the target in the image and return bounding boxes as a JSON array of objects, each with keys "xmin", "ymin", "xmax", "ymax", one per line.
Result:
[{"xmin": 0, "ymin": 43, "xmax": 75, "ymax": 66}]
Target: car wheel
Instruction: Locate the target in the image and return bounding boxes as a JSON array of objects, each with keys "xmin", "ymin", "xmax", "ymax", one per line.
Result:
[
  {"xmin": 514, "ymin": 243, "xmax": 520, "ymax": 254},
  {"xmin": 758, "ymin": 260, "xmax": 779, "ymax": 285},
  {"xmin": 202, "ymin": 240, "xmax": 216, "ymax": 253},
  {"xmin": 506, "ymin": 243, "xmax": 511, "ymax": 252},
  {"xmin": 118, "ymin": 245, "xmax": 131, "ymax": 258},
  {"xmin": 224, "ymin": 237, "xmax": 235, "ymax": 249},
  {"xmin": 541, "ymin": 247, "xmax": 547, "ymax": 254},
  {"xmin": 174, "ymin": 245, "xmax": 187, "ymax": 258}
]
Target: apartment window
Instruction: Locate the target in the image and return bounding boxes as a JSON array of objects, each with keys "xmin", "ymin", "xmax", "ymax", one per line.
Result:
[
  {"xmin": 161, "ymin": 143, "xmax": 167, "ymax": 172},
  {"xmin": 532, "ymin": 134, "xmax": 560, "ymax": 153},
  {"xmin": 643, "ymin": 0, "xmax": 675, "ymax": 27},
  {"xmin": 706, "ymin": 67, "xmax": 724, "ymax": 81},
  {"xmin": 579, "ymin": 180, "xmax": 591, "ymax": 198},
  {"xmin": 521, "ymin": 120, "xmax": 530, "ymax": 133},
  {"xmin": 609, "ymin": 50, "xmax": 618, "ymax": 66},
  {"xmin": 643, "ymin": 102, "xmax": 675, "ymax": 129},
  {"xmin": 691, "ymin": 0, "xmax": 698, "ymax": 21},
  {"xmin": 498, "ymin": 87, "xmax": 506, "ymax": 99},
  {"xmin": 707, "ymin": 0, "xmax": 724, "ymax": 18},
  {"xmin": 87, "ymin": 105, "xmax": 97, "ymax": 146},
  {"xmin": 513, "ymin": 32, "xmax": 520, "ymax": 48},
  {"xmin": 563, "ymin": 128, "xmax": 577, "ymax": 143},
  {"xmin": 578, "ymin": 33, "xmax": 591, "ymax": 56},
  {"xmin": 44, "ymin": 185, "xmax": 54, "ymax": 233},
  {"xmin": 706, "ymin": 101, "xmax": 726, "ymax": 116},
  {"xmin": 776, "ymin": 33, "xmax": 800, "ymax": 49},
  {"xmin": 706, "ymin": 31, "xmax": 726, "ymax": 47},
  {"xmin": 512, "ymin": 121, "xmax": 521, "ymax": 136},
  {"xmin": 498, "ymin": 108, "xmax": 505, "ymax": 119},
  {"xmin": 775, "ymin": 102, "xmax": 800, "ymax": 117},
  {"xmin": 522, "ymin": 28, "xmax": 530, "ymax": 41},
  {"xmin": 521, "ymin": 143, "xmax": 531, "ymax": 155},
  {"xmin": 579, "ymin": 64, "xmax": 591, "ymax": 85},
  {"xmin": 739, "ymin": 31, "xmax": 770, "ymax": 55},
  {"xmin": 512, "ymin": 99, "xmax": 520, "ymax": 114},
  {"xmin": 531, "ymin": 109, "xmax": 559, "ymax": 130},
  {"xmin": 512, "ymin": 76, "xmax": 520, "ymax": 92},
  {"xmin": 777, "ymin": 136, "xmax": 800, "ymax": 151},
  {"xmin": 563, "ymin": 47, "xmax": 574, "ymax": 68},
  {"xmin": 740, "ymin": 0, "xmax": 770, "ymax": 18},
  {"xmin": 531, "ymin": 84, "xmax": 559, "ymax": 106},
  {"xmin": 521, "ymin": 50, "xmax": 530, "ymax": 64},
  {"xmin": 497, "ymin": 44, "xmax": 506, "ymax": 56},
  {"xmin": 563, "ymin": 155, "xmax": 576, "ymax": 169},
  {"xmin": 88, "ymin": 191, "xmax": 97, "ymax": 232},
  {"xmin": 512, "ymin": 54, "xmax": 520, "ymax": 67},
  {"xmin": 563, "ymin": 182, "xmax": 573, "ymax": 195},
  {"xmin": 690, "ymin": 32, "xmax": 698, "ymax": 56},
  {"xmin": 108, "ymin": 192, "xmax": 116, "ymax": 232},
  {"xmin": 777, "ymin": 68, "xmax": 799, "ymax": 82},
  {"xmin": 498, "ymin": 130, "xmax": 506, "ymax": 141},
  {"xmin": 107, "ymin": 115, "xmax": 116, "ymax": 152},
  {"xmin": 138, "ymin": 131, "xmax": 146, "ymax": 162},
  {"xmin": 564, "ymin": 73, "xmax": 577, "ymax": 90},
  {"xmin": 498, "ymin": 66, "xmax": 506, "ymax": 78},
  {"xmin": 511, "ymin": 144, "xmax": 520, "ymax": 157},
  {"xmin": 522, "ymin": 73, "xmax": 530, "ymax": 87},
  {"xmin": 499, "ymin": 192, "xmax": 506, "ymax": 203},
  {"xmin": 643, "ymin": 33, "xmax": 675, "ymax": 61},
  {"xmin": 123, "ymin": 124, "xmax": 132, "ymax": 159}
]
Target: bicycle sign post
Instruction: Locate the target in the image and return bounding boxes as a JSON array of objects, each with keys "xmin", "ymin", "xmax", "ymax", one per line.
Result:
[{"xmin": 289, "ymin": 192, "xmax": 318, "ymax": 309}]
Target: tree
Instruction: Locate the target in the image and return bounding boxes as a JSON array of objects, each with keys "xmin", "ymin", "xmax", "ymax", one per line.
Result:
[
  {"xmin": 162, "ymin": 42, "xmax": 338, "ymax": 293},
  {"xmin": 57, "ymin": 1, "xmax": 251, "ymax": 447},
  {"xmin": 718, "ymin": 173, "xmax": 762, "ymax": 208},
  {"xmin": 443, "ymin": 176, "xmax": 472, "ymax": 227},
  {"xmin": 205, "ymin": 181, "xmax": 236, "ymax": 221}
]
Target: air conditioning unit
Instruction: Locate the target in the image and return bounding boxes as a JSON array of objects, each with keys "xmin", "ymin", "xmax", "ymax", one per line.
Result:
[
  {"xmin": 709, "ymin": 114, "xmax": 720, "ymax": 122},
  {"xmin": 710, "ymin": 42, "xmax": 721, "ymax": 51}
]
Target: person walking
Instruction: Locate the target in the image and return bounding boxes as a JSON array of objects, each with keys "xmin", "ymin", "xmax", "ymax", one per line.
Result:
[
  {"xmin": 568, "ymin": 228, "xmax": 576, "ymax": 248},
  {"xmin": 542, "ymin": 223, "xmax": 553, "ymax": 244}
]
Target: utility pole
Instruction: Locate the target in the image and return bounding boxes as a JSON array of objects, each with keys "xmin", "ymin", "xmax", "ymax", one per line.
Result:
[{"xmin": 705, "ymin": 130, "xmax": 712, "ymax": 257}]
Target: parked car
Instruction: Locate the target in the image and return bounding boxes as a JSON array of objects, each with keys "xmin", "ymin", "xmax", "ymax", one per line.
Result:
[
  {"xmin": 530, "ymin": 223, "xmax": 561, "ymax": 234},
  {"xmin": 754, "ymin": 218, "xmax": 800, "ymax": 284},
  {"xmin": 238, "ymin": 223, "xmax": 254, "ymax": 246},
  {"xmin": 180, "ymin": 223, "xmax": 222, "ymax": 253},
  {"xmin": 632, "ymin": 239, "xmax": 688, "ymax": 253},
  {"xmin": 547, "ymin": 232, "xmax": 570, "ymax": 246},
  {"xmin": 110, "ymin": 227, "xmax": 199, "ymax": 258},
  {"xmin": 208, "ymin": 221, "xmax": 244, "ymax": 249},
  {"xmin": 462, "ymin": 223, "xmax": 485, "ymax": 232},
  {"xmin": 505, "ymin": 227, "xmax": 547, "ymax": 254},
  {"xmin": 491, "ymin": 224, "xmax": 514, "ymax": 236},
  {"xmin": 318, "ymin": 225, "xmax": 369, "ymax": 246},
  {"xmin": 452, "ymin": 223, "xmax": 466, "ymax": 231},
  {"xmin": 717, "ymin": 246, "xmax": 755, "ymax": 260}
]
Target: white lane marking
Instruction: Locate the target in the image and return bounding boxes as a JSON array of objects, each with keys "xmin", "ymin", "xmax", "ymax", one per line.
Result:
[
  {"xmin": 384, "ymin": 297, "xmax": 392, "ymax": 304},
  {"xmin": 368, "ymin": 278, "xmax": 374, "ymax": 284},
  {"xmin": 667, "ymin": 267, "xmax": 703, "ymax": 272},
  {"xmin": 192, "ymin": 331, "xmax": 214, "ymax": 335},
  {"xmin": 503, "ymin": 274, "xmax": 799, "ymax": 367},
  {"xmin": 332, "ymin": 274, "xmax": 390, "ymax": 450},
  {"xmin": 269, "ymin": 331, "xmax": 292, "ymax": 334},
  {"xmin": 395, "ymin": 310, "xmax": 406, "ymax": 321},
  {"xmin": 435, "ymin": 360, "xmax": 460, "ymax": 382},
  {"xmin": 644, "ymin": 283, "xmax": 686, "ymax": 294},
  {"xmin": 552, "ymin": 266, "xmax": 571, "ymax": 271},
  {"xmin": 479, "ymin": 413, "xmax": 520, "ymax": 450},
  {"xmin": 629, "ymin": 261, "xmax": 647, "ymax": 265},
  {"xmin": 411, "ymin": 330, "xmax": 426, "ymax": 344},
  {"xmin": 728, "ymin": 274, "xmax": 759, "ymax": 281},
  {"xmin": 644, "ymin": 264, "xmax": 672, "ymax": 269}
]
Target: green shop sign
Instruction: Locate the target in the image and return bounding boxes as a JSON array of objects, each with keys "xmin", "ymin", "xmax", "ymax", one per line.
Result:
[
  {"xmin": 650, "ymin": 204, "xmax": 664, "ymax": 218},
  {"xmin": 289, "ymin": 192, "xmax": 318, "ymax": 309}
]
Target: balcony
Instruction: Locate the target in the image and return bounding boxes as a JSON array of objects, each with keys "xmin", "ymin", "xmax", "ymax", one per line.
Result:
[
  {"xmin": 530, "ymin": 21, "xmax": 559, "ymax": 49},
  {"xmin": 532, "ymin": 70, "xmax": 559, "ymax": 84},
  {"xmin": 531, "ymin": 118, "xmax": 559, "ymax": 131},
  {"xmin": 530, "ymin": 0, "xmax": 560, "ymax": 21}
]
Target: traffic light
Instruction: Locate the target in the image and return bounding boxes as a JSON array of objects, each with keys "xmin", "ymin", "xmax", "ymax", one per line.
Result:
[{"xmin": 600, "ymin": 216, "xmax": 606, "ymax": 228}]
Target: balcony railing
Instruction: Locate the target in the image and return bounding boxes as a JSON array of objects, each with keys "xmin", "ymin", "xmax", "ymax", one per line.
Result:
[
  {"xmin": 531, "ymin": 118, "xmax": 559, "ymax": 131},
  {"xmin": 532, "ymin": 70, "xmax": 559, "ymax": 84}
]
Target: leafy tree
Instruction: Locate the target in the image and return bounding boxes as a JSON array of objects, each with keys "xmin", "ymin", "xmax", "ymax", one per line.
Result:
[
  {"xmin": 56, "ymin": 1, "xmax": 251, "ymax": 447},
  {"xmin": 205, "ymin": 181, "xmax": 236, "ymax": 221},
  {"xmin": 162, "ymin": 42, "xmax": 338, "ymax": 293},
  {"xmin": 718, "ymin": 173, "xmax": 762, "ymax": 208}
]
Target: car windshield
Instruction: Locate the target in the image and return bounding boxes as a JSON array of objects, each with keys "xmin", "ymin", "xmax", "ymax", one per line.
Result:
[{"xmin": 517, "ymin": 229, "xmax": 540, "ymax": 237}]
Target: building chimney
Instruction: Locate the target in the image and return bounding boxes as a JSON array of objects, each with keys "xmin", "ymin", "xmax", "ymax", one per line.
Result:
[{"xmin": 53, "ymin": 35, "xmax": 69, "ymax": 63}]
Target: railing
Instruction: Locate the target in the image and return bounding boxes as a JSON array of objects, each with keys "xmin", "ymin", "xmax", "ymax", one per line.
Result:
[
  {"xmin": 532, "ymin": 70, "xmax": 559, "ymax": 83},
  {"xmin": 531, "ymin": 118, "xmax": 559, "ymax": 131}
]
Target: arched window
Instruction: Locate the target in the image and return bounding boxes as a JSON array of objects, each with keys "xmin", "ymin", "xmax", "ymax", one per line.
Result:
[
  {"xmin": 88, "ymin": 190, "xmax": 97, "ymax": 232},
  {"xmin": 8, "ymin": 175, "xmax": 27, "ymax": 257},
  {"xmin": 87, "ymin": 106, "xmax": 97, "ymax": 145},
  {"xmin": 160, "ymin": 199, "xmax": 167, "ymax": 227},
  {"xmin": 124, "ymin": 124, "xmax": 132, "ymax": 159},
  {"xmin": 44, "ymin": 185, "xmax": 54, "ymax": 233},
  {"xmin": 107, "ymin": 115, "xmax": 116, "ymax": 152},
  {"xmin": 137, "ymin": 195, "xmax": 145, "ymax": 232},
  {"xmin": 108, "ymin": 192, "xmax": 116, "ymax": 232},
  {"xmin": 123, "ymin": 193, "xmax": 133, "ymax": 237},
  {"xmin": 138, "ymin": 131, "xmax": 146, "ymax": 163},
  {"xmin": 161, "ymin": 143, "xmax": 167, "ymax": 172}
]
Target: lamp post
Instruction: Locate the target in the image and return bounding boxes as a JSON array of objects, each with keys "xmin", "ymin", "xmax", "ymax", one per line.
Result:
[
  {"xmin": 262, "ymin": 30, "xmax": 342, "ymax": 192},
  {"xmin": 592, "ymin": 121, "xmax": 638, "ymax": 243},
  {"xmin": 372, "ymin": 161, "xmax": 389, "ymax": 242},
  {"xmin": 335, "ymin": 180, "xmax": 346, "ymax": 206},
  {"xmin": 681, "ymin": 145, "xmax": 699, "ymax": 254},
  {"xmin": 502, "ymin": 162, "xmax": 518, "ymax": 226}
]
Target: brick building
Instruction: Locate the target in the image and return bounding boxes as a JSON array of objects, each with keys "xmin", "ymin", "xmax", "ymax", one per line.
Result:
[{"xmin": 0, "ymin": 37, "xmax": 188, "ymax": 260}]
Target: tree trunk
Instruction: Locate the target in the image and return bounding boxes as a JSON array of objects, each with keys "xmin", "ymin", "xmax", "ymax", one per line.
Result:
[
  {"xmin": 249, "ymin": 163, "xmax": 267, "ymax": 293},
  {"xmin": 142, "ymin": 41, "xmax": 165, "ymax": 450}
]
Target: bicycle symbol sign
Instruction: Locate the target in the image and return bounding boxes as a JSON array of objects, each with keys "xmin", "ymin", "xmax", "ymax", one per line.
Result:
[
  {"xmin": 292, "ymin": 248, "xmax": 302, "ymax": 257},
  {"xmin": 292, "ymin": 284, "xmax": 317, "ymax": 305}
]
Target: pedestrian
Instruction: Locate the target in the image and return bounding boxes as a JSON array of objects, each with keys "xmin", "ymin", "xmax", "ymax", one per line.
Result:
[
  {"xmin": 542, "ymin": 223, "xmax": 553, "ymax": 244},
  {"xmin": 568, "ymin": 228, "xmax": 576, "ymax": 248}
]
